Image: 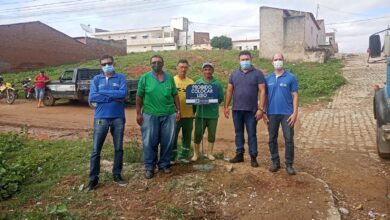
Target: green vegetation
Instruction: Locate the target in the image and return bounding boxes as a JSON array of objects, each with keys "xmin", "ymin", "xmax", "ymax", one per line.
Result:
[
  {"xmin": 2, "ymin": 50, "xmax": 344, "ymax": 105},
  {"xmin": 0, "ymin": 132, "xmax": 142, "ymax": 219},
  {"xmin": 210, "ymin": 35, "xmax": 233, "ymax": 49}
]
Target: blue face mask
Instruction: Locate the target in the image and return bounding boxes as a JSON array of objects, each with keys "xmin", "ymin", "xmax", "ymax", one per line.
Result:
[
  {"xmin": 102, "ymin": 65, "xmax": 114, "ymax": 74},
  {"xmin": 240, "ymin": 60, "xmax": 251, "ymax": 70}
]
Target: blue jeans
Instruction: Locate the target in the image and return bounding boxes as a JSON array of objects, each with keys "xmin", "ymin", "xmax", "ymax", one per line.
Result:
[
  {"xmin": 89, "ymin": 118, "xmax": 125, "ymax": 181},
  {"xmin": 268, "ymin": 115, "xmax": 294, "ymax": 166},
  {"xmin": 232, "ymin": 110, "xmax": 258, "ymax": 157},
  {"xmin": 35, "ymin": 88, "xmax": 45, "ymax": 100},
  {"xmin": 141, "ymin": 113, "xmax": 176, "ymax": 171}
]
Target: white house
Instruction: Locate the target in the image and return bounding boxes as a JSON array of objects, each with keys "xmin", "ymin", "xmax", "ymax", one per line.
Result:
[
  {"xmin": 232, "ymin": 39, "xmax": 259, "ymax": 50},
  {"xmin": 92, "ymin": 17, "xmax": 210, "ymax": 53}
]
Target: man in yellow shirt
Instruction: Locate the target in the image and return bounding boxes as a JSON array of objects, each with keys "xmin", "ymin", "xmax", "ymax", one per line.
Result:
[{"xmin": 172, "ymin": 59, "xmax": 194, "ymax": 164}]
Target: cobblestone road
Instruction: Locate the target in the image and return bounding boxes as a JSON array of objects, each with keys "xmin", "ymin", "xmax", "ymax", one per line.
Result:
[{"xmin": 296, "ymin": 54, "xmax": 387, "ymax": 159}]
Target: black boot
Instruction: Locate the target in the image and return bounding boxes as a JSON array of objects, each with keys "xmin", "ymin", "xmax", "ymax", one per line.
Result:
[
  {"xmin": 229, "ymin": 153, "xmax": 244, "ymax": 163},
  {"xmin": 250, "ymin": 156, "xmax": 259, "ymax": 167}
]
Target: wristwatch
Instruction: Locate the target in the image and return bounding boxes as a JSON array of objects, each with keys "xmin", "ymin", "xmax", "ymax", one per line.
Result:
[{"xmin": 258, "ymin": 107, "xmax": 266, "ymax": 113}]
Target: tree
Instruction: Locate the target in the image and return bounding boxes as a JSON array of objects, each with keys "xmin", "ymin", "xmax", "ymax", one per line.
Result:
[{"xmin": 210, "ymin": 35, "xmax": 232, "ymax": 49}]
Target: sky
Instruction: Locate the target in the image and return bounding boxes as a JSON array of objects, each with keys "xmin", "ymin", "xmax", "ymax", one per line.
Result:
[{"xmin": 0, "ymin": 0, "xmax": 389, "ymax": 53}]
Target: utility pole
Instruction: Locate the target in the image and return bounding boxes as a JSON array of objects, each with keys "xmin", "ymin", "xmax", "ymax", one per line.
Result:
[{"xmin": 316, "ymin": 4, "xmax": 319, "ymax": 19}]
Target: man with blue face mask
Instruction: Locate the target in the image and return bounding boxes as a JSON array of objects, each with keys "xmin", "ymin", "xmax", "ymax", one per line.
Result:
[
  {"xmin": 86, "ymin": 54, "xmax": 128, "ymax": 192},
  {"xmin": 224, "ymin": 50, "xmax": 266, "ymax": 168}
]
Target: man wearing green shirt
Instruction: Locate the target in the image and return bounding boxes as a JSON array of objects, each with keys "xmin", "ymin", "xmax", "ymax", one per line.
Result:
[
  {"xmin": 136, "ymin": 55, "xmax": 181, "ymax": 179},
  {"xmin": 192, "ymin": 62, "xmax": 224, "ymax": 161}
]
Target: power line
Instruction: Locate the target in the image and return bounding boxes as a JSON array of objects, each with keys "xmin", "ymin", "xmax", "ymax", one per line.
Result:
[
  {"xmin": 1, "ymin": 0, "xmax": 201, "ymax": 20},
  {"xmin": 326, "ymin": 15, "xmax": 390, "ymax": 25},
  {"xmin": 319, "ymin": 4, "xmax": 372, "ymax": 17},
  {"xmin": 41, "ymin": 0, "xmax": 211, "ymax": 25},
  {"xmin": 0, "ymin": 0, "xmax": 135, "ymax": 14}
]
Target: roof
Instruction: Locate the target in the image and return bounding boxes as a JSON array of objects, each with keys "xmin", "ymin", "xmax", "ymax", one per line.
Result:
[
  {"xmin": 93, "ymin": 25, "xmax": 171, "ymax": 36},
  {"xmin": 232, "ymin": 39, "xmax": 260, "ymax": 43},
  {"xmin": 260, "ymin": 6, "xmax": 320, "ymax": 30},
  {"xmin": 0, "ymin": 21, "xmax": 85, "ymax": 45}
]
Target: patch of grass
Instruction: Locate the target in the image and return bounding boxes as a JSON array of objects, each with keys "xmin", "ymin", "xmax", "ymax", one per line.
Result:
[
  {"xmin": 166, "ymin": 178, "xmax": 179, "ymax": 192},
  {"xmin": 156, "ymin": 202, "xmax": 186, "ymax": 220},
  {"xmin": 2, "ymin": 50, "xmax": 344, "ymax": 106},
  {"xmin": 0, "ymin": 130, "xmax": 145, "ymax": 218},
  {"xmin": 287, "ymin": 58, "xmax": 345, "ymax": 104},
  {"xmin": 213, "ymin": 152, "xmax": 224, "ymax": 160}
]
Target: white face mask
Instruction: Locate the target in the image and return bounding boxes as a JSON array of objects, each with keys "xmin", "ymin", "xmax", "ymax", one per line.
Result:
[{"xmin": 273, "ymin": 60, "xmax": 283, "ymax": 70}]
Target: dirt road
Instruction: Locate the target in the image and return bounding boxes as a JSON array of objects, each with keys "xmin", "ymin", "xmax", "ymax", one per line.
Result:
[{"xmin": 0, "ymin": 54, "xmax": 389, "ymax": 219}]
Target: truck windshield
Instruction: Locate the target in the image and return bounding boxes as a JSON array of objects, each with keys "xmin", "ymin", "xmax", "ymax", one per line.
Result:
[{"xmin": 78, "ymin": 69, "xmax": 101, "ymax": 80}]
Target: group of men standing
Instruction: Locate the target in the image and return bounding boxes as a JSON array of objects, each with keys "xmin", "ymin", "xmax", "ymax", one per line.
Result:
[{"xmin": 85, "ymin": 51, "xmax": 299, "ymax": 192}]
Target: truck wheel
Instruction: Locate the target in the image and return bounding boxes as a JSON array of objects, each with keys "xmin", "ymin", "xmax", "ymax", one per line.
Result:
[
  {"xmin": 376, "ymin": 121, "xmax": 390, "ymax": 159},
  {"xmin": 374, "ymin": 89, "xmax": 388, "ymax": 127},
  {"xmin": 43, "ymin": 91, "xmax": 56, "ymax": 106}
]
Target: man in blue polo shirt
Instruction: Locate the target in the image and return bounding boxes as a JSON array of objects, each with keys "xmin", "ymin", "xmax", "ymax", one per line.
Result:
[
  {"xmin": 86, "ymin": 54, "xmax": 128, "ymax": 191},
  {"xmin": 263, "ymin": 53, "xmax": 299, "ymax": 175},
  {"xmin": 224, "ymin": 50, "xmax": 266, "ymax": 168}
]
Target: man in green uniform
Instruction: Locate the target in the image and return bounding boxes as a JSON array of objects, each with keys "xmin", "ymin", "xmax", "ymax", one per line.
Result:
[
  {"xmin": 192, "ymin": 62, "xmax": 224, "ymax": 161},
  {"xmin": 136, "ymin": 55, "xmax": 181, "ymax": 179}
]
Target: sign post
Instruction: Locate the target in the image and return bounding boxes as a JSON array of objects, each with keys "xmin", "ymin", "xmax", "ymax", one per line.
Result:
[{"xmin": 185, "ymin": 83, "xmax": 219, "ymax": 168}]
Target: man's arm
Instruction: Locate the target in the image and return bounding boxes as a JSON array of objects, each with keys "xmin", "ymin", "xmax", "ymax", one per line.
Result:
[
  {"xmin": 136, "ymin": 96, "xmax": 144, "ymax": 126},
  {"xmin": 174, "ymin": 94, "xmax": 181, "ymax": 122},
  {"xmin": 98, "ymin": 75, "xmax": 128, "ymax": 99},
  {"xmin": 255, "ymin": 83, "xmax": 266, "ymax": 121},
  {"xmin": 89, "ymin": 78, "xmax": 111, "ymax": 103},
  {"xmin": 287, "ymin": 92, "xmax": 299, "ymax": 126},
  {"xmin": 224, "ymin": 83, "xmax": 233, "ymax": 119},
  {"xmin": 218, "ymin": 82, "xmax": 224, "ymax": 104}
]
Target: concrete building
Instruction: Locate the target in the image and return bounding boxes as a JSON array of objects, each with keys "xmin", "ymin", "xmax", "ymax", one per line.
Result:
[
  {"xmin": 232, "ymin": 39, "xmax": 259, "ymax": 50},
  {"xmin": 259, "ymin": 6, "xmax": 336, "ymax": 63},
  {"xmin": 93, "ymin": 17, "xmax": 210, "ymax": 53},
  {"xmin": 325, "ymin": 32, "xmax": 339, "ymax": 53},
  {"xmin": 0, "ymin": 21, "xmax": 126, "ymax": 73}
]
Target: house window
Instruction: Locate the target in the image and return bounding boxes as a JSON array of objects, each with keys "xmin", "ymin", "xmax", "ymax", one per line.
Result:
[
  {"xmin": 131, "ymin": 35, "xmax": 137, "ymax": 39},
  {"xmin": 142, "ymin": 34, "xmax": 148, "ymax": 39},
  {"xmin": 254, "ymin": 46, "xmax": 258, "ymax": 50},
  {"xmin": 238, "ymin": 46, "xmax": 242, "ymax": 50}
]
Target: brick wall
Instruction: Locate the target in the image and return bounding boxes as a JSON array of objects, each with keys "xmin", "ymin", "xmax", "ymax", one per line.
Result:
[{"xmin": 0, "ymin": 21, "xmax": 126, "ymax": 73}]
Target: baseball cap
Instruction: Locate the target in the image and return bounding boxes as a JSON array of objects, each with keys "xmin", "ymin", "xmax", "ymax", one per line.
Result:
[{"xmin": 202, "ymin": 62, "xmax": 214, "ymax": 69}]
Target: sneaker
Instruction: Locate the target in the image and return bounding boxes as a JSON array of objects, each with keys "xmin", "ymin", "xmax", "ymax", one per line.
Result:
[
  {"xmin": 286, "ymin": 165, "xmax": 296, "ymax": 175},
  {"xmin": 145, "ymin": 170, "xmax": 154, "ymax": 179},
  {"xmin": 269, "ymin": 163, "xmax": 281, "ymax": 172},
  {"xmin": 113, "ymin": 175, "xmax": 128, "ymax": 186},
  {"xmin": 178, "ymin": 158, "xmax": 190, "ymax": 164},
  {"xmin": 229, "ymin": 153, "xmax": 244, "ymax": 163},
  {"xmin": 250, "ymin": 156, "xmax": 259, "ymax": 168},
  {"xmin": 85, "ymin": 179, "xmax": 98, "ymax": 192},
  {"xmin": 161, "ymin": 167, "xmax": 172, "ymax": 174},
  {"xmin": 170, "ymin": 161, "xmax": 176, "ymax": 165}
]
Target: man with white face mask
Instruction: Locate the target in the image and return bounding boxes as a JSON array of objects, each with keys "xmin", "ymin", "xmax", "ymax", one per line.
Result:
[
  {"xmin": 86, "ymin": 55, "xmax": 128, "ymax": 191},
  {"xmin": 263, "ymin": 53, "xmax": 299, "ymax": 175}
]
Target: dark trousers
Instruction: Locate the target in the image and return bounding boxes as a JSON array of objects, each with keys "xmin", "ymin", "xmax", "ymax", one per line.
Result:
[
  {"xmin": 89, "ymin": 118, "xmax": 125, "ymax": 181},
  {"xmin": 268, "ymin": 115, "xmax": 294, "ymax": 166},
  {"xmin": 232, "ymin": 110, "xmax": 258, "ymax": 157}
]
